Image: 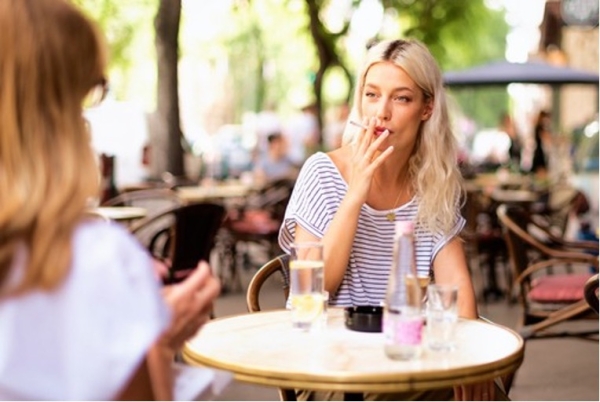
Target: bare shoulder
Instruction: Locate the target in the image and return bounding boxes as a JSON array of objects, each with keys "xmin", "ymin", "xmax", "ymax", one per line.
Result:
[{"xmin": 327, "ymin": 146, "xmax": 351, "ymax": 180}]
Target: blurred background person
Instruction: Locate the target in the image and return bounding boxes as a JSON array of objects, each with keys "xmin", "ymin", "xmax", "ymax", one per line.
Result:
[
  {"xmin": 0, "ymin": 0, "xmax": 220, "ymax": 399},
  {"xmin": 254, "ymin": 101, "xmax": 282, "ymax": 160},
  {"xmin": 530, "ymin": 109, "xmax": 553, "ymax": 180},
  {"xmin": 283, "ymin": 102, "xmax": 319, "ymax": 166},
  {"xmin": 323, "ymin": 102, "xmax": 350, "ymax": 151},
  {"xmin": 499, "ymin": 111, "xmax": 523, "ymax": 171},
  {"xmin": 253, "ymin": 132, "xmax": 298, "ymax": 187}
]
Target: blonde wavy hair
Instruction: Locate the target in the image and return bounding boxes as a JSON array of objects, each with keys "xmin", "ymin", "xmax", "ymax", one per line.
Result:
[
  {"xmin": 343, "ymin": 38, "xmax": 463, "ymax": 234},
  {"xmin": 0, "ymin": 0, "xmax": 105, "ymax": 296}
]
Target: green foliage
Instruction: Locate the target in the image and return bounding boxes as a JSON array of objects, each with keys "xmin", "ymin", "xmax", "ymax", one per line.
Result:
[
  {"xmin": 380, "ymin": 0, "xmax": 507, "ymax": 69},
  {"xmin": 376, "ymin": 0, "xmax": 510, "ymax": 130},
  {"xmin": 72, "ymin": 0, "xmax": 511, "ymax": 133},
  {"xmin": 70, "ymin": 0, "xmax": 156, "ymax": 102}
]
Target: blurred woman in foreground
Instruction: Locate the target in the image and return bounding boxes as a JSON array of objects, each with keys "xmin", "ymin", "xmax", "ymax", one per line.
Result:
[{"xmin": 0, "ymin": 0, "xmax": 219, "ymax": 399}]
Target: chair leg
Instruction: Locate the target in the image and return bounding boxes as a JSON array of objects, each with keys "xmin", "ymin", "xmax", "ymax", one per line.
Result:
[
  {"xmin": 519, "ymin": 300, "xmax": 591, "ymax": 339},
  {"xmin": 278, "ymin": 388, "xmax": 297, "ymax": 401}
]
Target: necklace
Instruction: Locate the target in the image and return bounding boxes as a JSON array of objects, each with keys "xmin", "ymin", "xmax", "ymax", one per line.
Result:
[
  {"xmin": 386, "ymin": 189, "xmax": 404, "ymax": 222},
  {"xmin": 374, "ymin": 176, "xmax": 405, "ymax": 222}
]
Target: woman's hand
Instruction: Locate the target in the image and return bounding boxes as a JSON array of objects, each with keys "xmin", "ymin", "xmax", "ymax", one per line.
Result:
[
  {"xmin": 454, "ymin": 380, "xmax": 496, "ymax": 400},
  {"xmin": 347, "ymin": 117, "xmax": 394, "ymax": 205},
  {"xmin": 157, "ymin": 261, "xmax": 221, "ymax": 356}
]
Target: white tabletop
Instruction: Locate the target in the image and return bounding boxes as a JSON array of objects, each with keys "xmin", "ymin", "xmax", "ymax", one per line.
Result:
[
  {"xmin": 176, "ymin": 183, "xmax": 252, "ymax": 203},
  {"xmin": 183, "ymin": 308, "xmax": 524, "ymax": 393},
  {"xmin": 92, "ymin": 206, "xmax": 147, "ymax": 221},
  {"xmin": 490, "ymin": 189, "xmax": 539, "ymax": 204}
]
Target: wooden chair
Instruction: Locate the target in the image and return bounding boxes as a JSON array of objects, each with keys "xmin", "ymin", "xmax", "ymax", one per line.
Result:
[
  {"xmin": 245, "ymin": 254, "xmax": 294, "ymax": 401},
  {"xmin": 218, "ymin": 178, "xmax": 294, "ymax": 292},
  {"xmin": 584, "ymin": 274, "xmax": 599, "ymax": 314},
  {"xmin": 461, "ymin": 186, "xmax": 508, "ymax": 302},
  {"xmin": 129, "ymin": 202, "xmax": 227, "ymax": 284},
  {"xmin": 496, "ymin": 204, "xmax": 599, "ymax": 341},
  {"xmin": 246, "ymin": 254, "xmax": 290, "ymax": 313}
]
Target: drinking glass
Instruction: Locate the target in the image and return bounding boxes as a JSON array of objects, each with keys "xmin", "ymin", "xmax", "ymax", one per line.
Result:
[
  {"xmin": 289, "ymin": 242, "xmax": 324, "ymax": 331},
  {"xmin": 425, "ymin": 284, "xmax": 458, "ymax": 352}
]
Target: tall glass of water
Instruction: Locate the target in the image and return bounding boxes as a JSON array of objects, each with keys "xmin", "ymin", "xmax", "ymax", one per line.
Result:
[{"xmin": 289, "ymin": 242, "xmax": 324, "ymax": 331}]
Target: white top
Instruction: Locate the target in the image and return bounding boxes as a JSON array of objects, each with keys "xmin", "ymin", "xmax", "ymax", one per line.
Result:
[
  {"xmin": 279, "ymin": 152, "xmax": 465, "ymax": 307},
  {"xmin": 0, "ymin": 220, "xmax": 170, "ymax": 400}
]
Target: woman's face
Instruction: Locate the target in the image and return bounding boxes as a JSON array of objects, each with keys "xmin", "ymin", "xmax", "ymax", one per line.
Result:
[{"xmin": 360, "ymin": 61, "xmax": 431, "ymax": 154}]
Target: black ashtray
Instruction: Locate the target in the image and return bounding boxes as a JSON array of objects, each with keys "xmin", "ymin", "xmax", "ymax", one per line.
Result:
[{"xmin": 344, "ymin": 306, "xmax": 383, "ymax": 333}]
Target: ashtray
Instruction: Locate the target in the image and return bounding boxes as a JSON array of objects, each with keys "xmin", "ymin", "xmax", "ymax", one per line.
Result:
[{"xmin": 344, "ymin": 306, "xmax": 383, "ymax": 333}]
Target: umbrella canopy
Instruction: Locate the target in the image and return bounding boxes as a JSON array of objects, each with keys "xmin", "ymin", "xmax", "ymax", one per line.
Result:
[{"xmin": 444, "ymin": 60, "xmax": 599, "ymax": 87}]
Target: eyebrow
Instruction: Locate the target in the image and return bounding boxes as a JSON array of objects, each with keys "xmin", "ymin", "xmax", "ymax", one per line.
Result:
[{"xmin": 363, "ymin": 83, "xmax": 415, "ymax": 93}]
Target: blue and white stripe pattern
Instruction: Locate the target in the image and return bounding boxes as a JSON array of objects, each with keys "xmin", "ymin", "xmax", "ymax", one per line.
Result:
[{"xmin": 279, "ymin": 152, "xmax": 464, "ymax": 307}]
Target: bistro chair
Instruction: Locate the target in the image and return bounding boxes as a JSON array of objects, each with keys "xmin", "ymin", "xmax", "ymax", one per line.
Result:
[
  {"xmin": 460, "ymin": 185, "xmax": 508, "ymax": 302},
  {"xmin": 245, "ymin": 254, "xmax": 295, "ymax": 401},
  {"xmin": 217, "ymin": 178, "xmax": 294, "ymax": 292},
  {"xmin": 129, "ymin": 202, "xmax": 227, "ymax": 284},
  {"xmin": 496, "ymin": 204, "xmax": 599, "ymax": 341},
  {"xmin": 584, "ymin": 274, "xmax": 599, "ymax": 314},
  {"xmin": 246, "ymin": 254, "xmax": 290, "ymax": 313}
]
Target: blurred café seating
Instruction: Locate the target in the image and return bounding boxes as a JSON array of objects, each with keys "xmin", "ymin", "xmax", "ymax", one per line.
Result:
[
  {"xmin": 128, "ymin": 202, "xmax": 227, "ymax": 285},
  {"xmin": 462, "ymin": 180, "xmax": 509, "ymax": 302},
  {"xmin": 216, "ymin": 178, "xmax": 295, "ymax": 293},
  {"xmin": 496, "ymin": 204, "xmax": 598, "ymax": 342},
  {"xmin": 584, "ymin": 274, "xmax": 599, "ymax": 315}
]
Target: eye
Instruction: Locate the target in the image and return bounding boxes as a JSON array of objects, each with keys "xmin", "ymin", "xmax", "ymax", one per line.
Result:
[
  {"xmin": 394, "ymin": 95, "xmax": 410, "ymax": 103},
  {"xmin": 364, "ymin": 91, "xmax": 377, "ymax": 98}
]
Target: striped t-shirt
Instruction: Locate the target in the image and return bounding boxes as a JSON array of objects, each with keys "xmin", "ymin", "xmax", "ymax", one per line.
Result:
[{"xmin": 278, "ymin": 152, "xmax": 465, "ymax": 307}]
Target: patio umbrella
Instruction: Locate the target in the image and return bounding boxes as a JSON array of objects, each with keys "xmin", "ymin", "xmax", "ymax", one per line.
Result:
[{"xmin": 444, "ymin": 60, "xmax": 599, "ymax": 87}]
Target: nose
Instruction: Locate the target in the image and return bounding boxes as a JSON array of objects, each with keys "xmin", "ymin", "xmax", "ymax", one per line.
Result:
[{"xmin": 375, "ymin": 98, "xmax": 391, "ymax": 122}]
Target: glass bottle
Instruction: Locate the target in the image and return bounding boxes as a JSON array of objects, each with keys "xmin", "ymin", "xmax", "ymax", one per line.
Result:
[{"xmin": 383, "ymin": 220, "xmax": 424, "ymax": 360}]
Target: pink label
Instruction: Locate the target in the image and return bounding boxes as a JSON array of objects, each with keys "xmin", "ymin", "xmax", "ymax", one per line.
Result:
[{"xmin": 385, "ymin": 317, "xmax": 423, "ymax": 345}]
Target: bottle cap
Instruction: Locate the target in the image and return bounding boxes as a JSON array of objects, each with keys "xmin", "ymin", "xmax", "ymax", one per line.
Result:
[{"xmin": 395, "ymin": 220, "xmax": 415, "ymax": 235}]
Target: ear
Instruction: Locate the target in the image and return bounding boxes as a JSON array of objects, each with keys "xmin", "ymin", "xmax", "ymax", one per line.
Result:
[{"xmin": 421, "ymin": 99, "xmax": 433, "ymax": 121}]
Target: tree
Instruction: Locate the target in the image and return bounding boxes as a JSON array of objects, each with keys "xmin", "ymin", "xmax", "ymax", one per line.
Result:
[
  {"xmin": 150, "ymin": 0, "xmax": 185, "ymax": 178},
  {"xmin": 302, "ymin": 0, "xmax": 508, "ymax": 139},
  {"xmin": 304, "ymin": 0, "xmax": 355, "ymax": 146}
]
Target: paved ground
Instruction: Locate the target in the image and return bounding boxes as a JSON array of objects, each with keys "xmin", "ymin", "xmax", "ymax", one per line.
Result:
[{"xmin": 203, "ymin": 257, "xmax": 599, "ymax": 401}]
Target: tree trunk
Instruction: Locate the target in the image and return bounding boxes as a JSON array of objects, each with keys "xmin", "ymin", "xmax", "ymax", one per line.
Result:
[
  {"xmin": 152, "ymin": 0, "xmax": 184, "ymax": 178},
  {"xmin": 304, "ymin": 0, "xmax": 353, "ymax": 149}
]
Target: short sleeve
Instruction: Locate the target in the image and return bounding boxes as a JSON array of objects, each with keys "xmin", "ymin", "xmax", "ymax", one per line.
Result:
[
  {"xmin": 278, "ymin": 153, "xmax": 341, "ymax": 252},
  {"xmin": 0, "ymin": 221, "xmax": 170, "ymax": 400},
  {"xmin": 430, "ymin": 212, "xmax": 466, "ymax": 263}
]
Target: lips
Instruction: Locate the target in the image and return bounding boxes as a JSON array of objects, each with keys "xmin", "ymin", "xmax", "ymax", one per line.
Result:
[{"xmin": 374, "ymin": 127, "xmax": 389, "ymax": 136}]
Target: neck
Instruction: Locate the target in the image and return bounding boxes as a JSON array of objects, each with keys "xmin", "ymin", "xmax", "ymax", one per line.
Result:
[{"xmin": 375, "ymin": 160, "xmax": 410, "ymax": 189}]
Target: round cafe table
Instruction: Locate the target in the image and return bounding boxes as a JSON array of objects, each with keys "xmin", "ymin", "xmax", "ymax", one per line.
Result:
[
  {"xmin": 92, "ymin": 206, "xmax": 147, "ymax": 222},
  {"xmin": 182, "ymin": 308, "xmax": 524, "ymax": 393}
]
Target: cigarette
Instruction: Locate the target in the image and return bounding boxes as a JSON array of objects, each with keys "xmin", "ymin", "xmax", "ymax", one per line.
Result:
[{"xmin": 348, "ymin": 120, "xmax": 367, "ymax": 130}]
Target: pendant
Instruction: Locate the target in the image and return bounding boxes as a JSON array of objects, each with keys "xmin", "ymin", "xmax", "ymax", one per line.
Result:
[{"xmin": 386, "ymin": 212, "xmax": 395, "ymax": 222}]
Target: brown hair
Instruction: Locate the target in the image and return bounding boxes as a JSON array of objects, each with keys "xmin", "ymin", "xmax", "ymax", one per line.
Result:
[{"xmin": 0, "ymin": 0, "xmax": 106, "ymax": 295}]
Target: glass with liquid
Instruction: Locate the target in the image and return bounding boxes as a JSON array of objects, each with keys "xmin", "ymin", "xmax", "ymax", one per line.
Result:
[{"xmin": 289, "ymin": 242, "xmax": 324, "ymax": 331}]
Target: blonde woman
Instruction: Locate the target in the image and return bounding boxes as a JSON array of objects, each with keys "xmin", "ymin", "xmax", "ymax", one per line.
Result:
[
  {"xmin": 0, "ymin": 0, "xmax": 219, "ymax": 399},
  {"xmin": 279, "ymin": 39, "xmax": 504, "ymax": 400}
]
